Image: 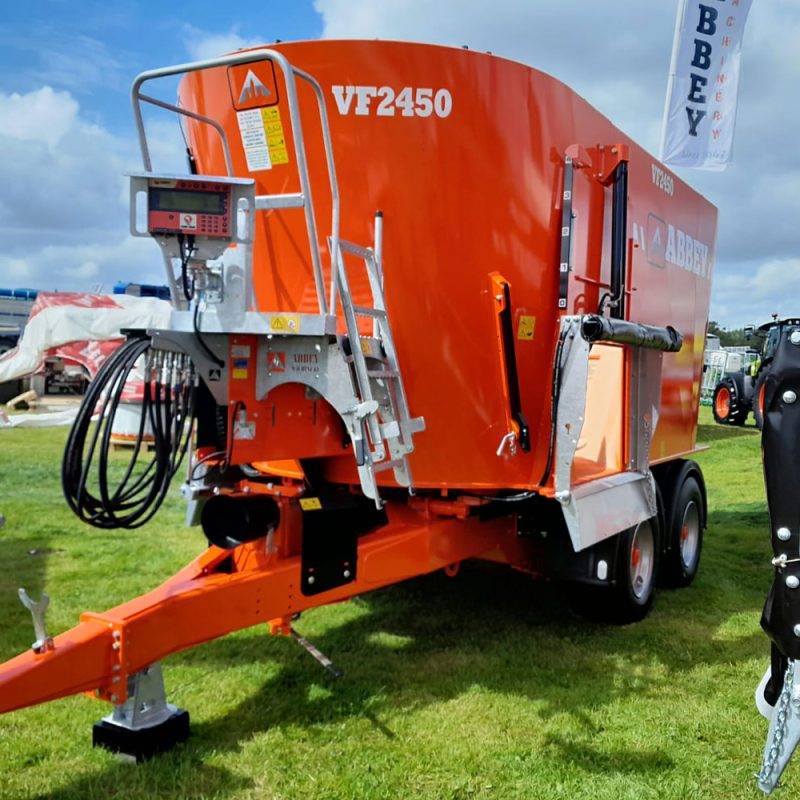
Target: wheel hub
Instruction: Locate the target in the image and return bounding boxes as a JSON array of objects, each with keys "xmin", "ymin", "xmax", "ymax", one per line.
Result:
[
  {"xmin": 630, "ymin": 521, "xmax": 655, "ymax": 600},
  {"xmin": 715, "ymin": 386, "xmax": 731, "ymax": 419},
  {"xmin": 680, "ymin": 501, "xmax": 700, "ymax": 570}
]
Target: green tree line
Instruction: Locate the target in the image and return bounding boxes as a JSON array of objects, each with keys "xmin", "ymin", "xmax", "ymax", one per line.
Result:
[{"xmin": 707, "ymin": 321, "xmax": 754, "ymax": 348}]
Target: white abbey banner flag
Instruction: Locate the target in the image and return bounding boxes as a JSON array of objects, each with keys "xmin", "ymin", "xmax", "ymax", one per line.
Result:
[{"xmin": 661, "ymin": 0, "xmax": 753, "ymax": 170}]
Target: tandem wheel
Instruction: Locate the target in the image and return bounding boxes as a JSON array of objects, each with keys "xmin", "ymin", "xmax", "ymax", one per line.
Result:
[
  {"xmin": 658, "ymin": 469, "xmax": 705, "ymax": 588},
  {"xmin": 570, "ymin": 516, "xmax": 661, "ymax": 625}
]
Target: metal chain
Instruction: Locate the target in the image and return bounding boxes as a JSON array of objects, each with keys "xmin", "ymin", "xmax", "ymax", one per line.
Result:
[{"xmin": 757, "ymin": 661, "xmax": 795, "ymax": 787}]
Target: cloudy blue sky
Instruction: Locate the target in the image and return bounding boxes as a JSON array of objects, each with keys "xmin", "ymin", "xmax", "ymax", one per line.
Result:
[{"xmin": 0, "ymin": 0, "xmax": 797, "ymax": 327}]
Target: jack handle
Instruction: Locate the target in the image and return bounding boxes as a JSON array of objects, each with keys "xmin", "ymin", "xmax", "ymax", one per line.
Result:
[{"xmin": 18, "ymin": 588, "xmax": 54, "ymax": 654}]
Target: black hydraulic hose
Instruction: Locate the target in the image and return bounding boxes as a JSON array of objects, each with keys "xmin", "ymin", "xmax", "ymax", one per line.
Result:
[
  {"xmin": 193, "ymin": 301, "xmax": 225, "ymax": 368},
  {"xmin": 65, "ymin": 338, "xmax": 147, "ymax": 523},
  {"xmin": 98, "ymin": 341, "xmax": 148, "ymax": 511},
  {"xmin": 179, "ymin": 233, "xmax": 194, "ymax": 302},
  {"xmin": 62, "ymin": 336, "xmax": 196, "ymax": 529}
]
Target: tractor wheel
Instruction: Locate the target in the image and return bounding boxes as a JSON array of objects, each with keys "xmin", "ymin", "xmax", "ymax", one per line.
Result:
[
  {"xmin": 570, "ymin": 518, "xmax": 660, "ymax": 625},
  {"xmin": 712, "ymin": 377, "xmax": 748, "ymax": 426},
  {"xmin": 659, "ymin": 474, "xmax": 704, "ymax": 588}
]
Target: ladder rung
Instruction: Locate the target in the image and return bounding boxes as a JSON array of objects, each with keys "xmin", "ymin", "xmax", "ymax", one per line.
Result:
[
  {"xmin": 372, "ymin": 458, "xmax": 405, "ymax": 473},
  {"xmin": 255, "ymin": 193, "xmax": 305, "ymax": 210},
  {"xmin": 402, "ymin": 417, "xmax": 427, "ymax": 435},
  {"xmin": 352, "ymin": 305, "xmax": 386, "ymax": 319},
  {"xmin": 367, "ymin": 369, "xmax": 399, "ymax": 378},
  {"xmin": 339, "ymin": 239, "xmax": 374, "ymax": 260}
]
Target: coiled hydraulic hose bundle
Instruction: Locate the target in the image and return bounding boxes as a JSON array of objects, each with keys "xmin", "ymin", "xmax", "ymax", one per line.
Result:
[{"xmin": 62, "ymin": 335, "xmax": 196, "ymax": 529}]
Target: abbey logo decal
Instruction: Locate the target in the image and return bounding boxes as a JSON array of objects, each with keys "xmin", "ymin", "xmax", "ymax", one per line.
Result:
[
  {"xmin": 227, "ymin": 61, "xmax": 279, "ymax": 111},
  {"xmin": 238, "ymin": 70, "xmax": 271, "ymax": 105}
]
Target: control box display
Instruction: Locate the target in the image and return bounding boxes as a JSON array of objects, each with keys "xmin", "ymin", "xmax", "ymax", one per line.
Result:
[
  {"xmin": 148, "ymin": 179, "xmax": 232, "ymax": 238},
  {"xmin": 129, "ymin": 172, "xmax": 255, "ymax": 282}
]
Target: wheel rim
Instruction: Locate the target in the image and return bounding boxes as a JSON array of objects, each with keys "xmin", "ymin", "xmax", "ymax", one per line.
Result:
[
  {"xmin": 630, "ymin": 520, "xmax": 655, "ymax": 600},
  {"xmin": 680, "ymin": 500, "xmax": 700, "ymax": 571},
  {"xmin": 715, "ymin": 386, "xmax": 731, "ymax": 418}
]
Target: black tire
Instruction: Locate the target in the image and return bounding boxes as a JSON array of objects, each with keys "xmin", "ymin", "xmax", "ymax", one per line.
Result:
[
  {"xmin": 570, "ymin": 518, "xmax": 660, "ymax": 625},
  {"xmin": 712, "ymin": 376, "xmax": 748, "ymax": 426},
  {"xmin": 659, "ymin": 474, "xmax": 704, "ymax": 588}
]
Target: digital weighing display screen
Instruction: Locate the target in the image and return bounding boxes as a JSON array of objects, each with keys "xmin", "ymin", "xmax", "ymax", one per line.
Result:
[{"xmin": 150, "ymin": 188, "xmax": 225, "ymax": 214}]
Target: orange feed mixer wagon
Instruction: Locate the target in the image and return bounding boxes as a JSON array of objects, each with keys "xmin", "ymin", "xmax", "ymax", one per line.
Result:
[{"xmin": 0, "ymin": 40, "xmax": 716, "ymax": 757}]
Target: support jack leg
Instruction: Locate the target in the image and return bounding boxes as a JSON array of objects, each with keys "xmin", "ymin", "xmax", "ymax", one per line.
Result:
[
  {"xmin": 290, "ymin": 627, "xmax": 344, "ymax": 679},
  {"xmin": 92, "ymin": 663, "xmax": 189, "ymax": 762}
]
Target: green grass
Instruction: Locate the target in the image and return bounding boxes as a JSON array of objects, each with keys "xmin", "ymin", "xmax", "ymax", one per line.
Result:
[{"xmin": 0, "ymin": 408, "xmax": 781, "ymax": 799}]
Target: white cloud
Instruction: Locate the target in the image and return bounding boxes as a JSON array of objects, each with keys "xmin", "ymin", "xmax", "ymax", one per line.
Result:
[
  {"xmin": 182, "ymin": 25, "xmax": 266, "ymax": 62},
  {"xmin": 31, "ymin": 35, "xmax": 128, "ymax": 95},
  {"xmin": 4, "ymin": 256, "xmax": 34, "ymax": 281},
  {"xmin": 712, "ymin": 259, "xmax": 800, "ymax": 326},
  {"xmin": 0, "ymin": 87, "xmax": 79, "ymax": 147},
  {"xmin": 0, "ymin": 87, "xmax": 130, "ymax": 243},
  {"xmin": 0, "ymin": 236, "xmax": 164, "ymax": 292},
  {"xmin": 0, "ymin": 32, "xmax": 129, "ymax": 96},
  {"xmin": 0, "ymin": 86, "xmax": 182, "ymax": 293}
]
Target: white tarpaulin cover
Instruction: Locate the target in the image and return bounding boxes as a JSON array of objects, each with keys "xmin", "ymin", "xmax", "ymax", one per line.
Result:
[
  {"xmin": 0, "ymin": 292, "xmax": 171, "ymax": 383},
  {"xmin": 0, "ymin": 408, "xmax": 80, "ymax": 429},
  {"xmin": 661, "ymin": 0, "xmax": 753, "ymax": 170}
]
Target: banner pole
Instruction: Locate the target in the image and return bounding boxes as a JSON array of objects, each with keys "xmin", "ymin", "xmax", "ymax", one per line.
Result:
[{"xmin": 659, "ymin": 0, "xmax": 689, "ymax": 162}]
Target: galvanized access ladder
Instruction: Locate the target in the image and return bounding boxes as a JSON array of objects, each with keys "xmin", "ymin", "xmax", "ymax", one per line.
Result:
[
  {"xmin": 131, "ymin": 48, "xmax": 424, "ymax": 506},
  {"xmin": 332, "ymin": 235, "xmax": 425, "ymax": 503}
]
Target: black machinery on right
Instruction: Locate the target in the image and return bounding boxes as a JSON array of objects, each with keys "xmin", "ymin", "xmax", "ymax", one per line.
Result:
[{"xmin": 754, "ymin": 323, "xmax": 800, "ymax": 792}]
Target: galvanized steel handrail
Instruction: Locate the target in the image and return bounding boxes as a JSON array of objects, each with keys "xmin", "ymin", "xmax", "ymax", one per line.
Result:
[
  {"xmin": 130, "ymin": 48, "xmax": 342, "ymax": 316},
  {"xmin": 135, "ymin": 93, "xmax": 234, "ymax": 176}
]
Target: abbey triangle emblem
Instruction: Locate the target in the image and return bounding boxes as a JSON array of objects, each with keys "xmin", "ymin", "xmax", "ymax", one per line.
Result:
[{"xmin": 238, "ymin": 70, "xmax": 271, "ymax": 105}]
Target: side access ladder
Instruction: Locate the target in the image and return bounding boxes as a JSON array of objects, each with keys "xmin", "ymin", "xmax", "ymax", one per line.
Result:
[{"xmin": 333, "ymin": 236, "xmax": 425, "ymax": 503}]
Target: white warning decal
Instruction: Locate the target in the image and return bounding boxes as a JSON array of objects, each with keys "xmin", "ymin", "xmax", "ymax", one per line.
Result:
[
  {"xmin": 237, "ymin": 109, "xmax": 272, "ymax": 172},
  {"xmin": 236, "ymin": 107, "xmax": 289, "ymax": 172}
]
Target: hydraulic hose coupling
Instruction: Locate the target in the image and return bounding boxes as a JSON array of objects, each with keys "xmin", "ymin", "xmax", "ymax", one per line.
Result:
[{"xmin": 201, "ymin": 494, "xmax": 281, "ymax": 550}]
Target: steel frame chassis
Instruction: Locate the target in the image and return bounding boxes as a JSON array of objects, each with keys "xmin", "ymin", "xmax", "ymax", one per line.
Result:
[{"xmin": 0, "ymin": 502, "xmax": 522, "ymax": 714}]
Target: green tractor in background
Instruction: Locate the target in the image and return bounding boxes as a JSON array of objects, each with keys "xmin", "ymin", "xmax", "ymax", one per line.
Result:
[{"xmin": 712, "ymin": 317, "xmax": 800, "ymax": 427}]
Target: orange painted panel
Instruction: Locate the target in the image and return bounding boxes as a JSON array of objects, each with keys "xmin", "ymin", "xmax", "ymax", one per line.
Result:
[{"xmin": 574, "ymin": 343, "xmax": 625, "ymax": 483}]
